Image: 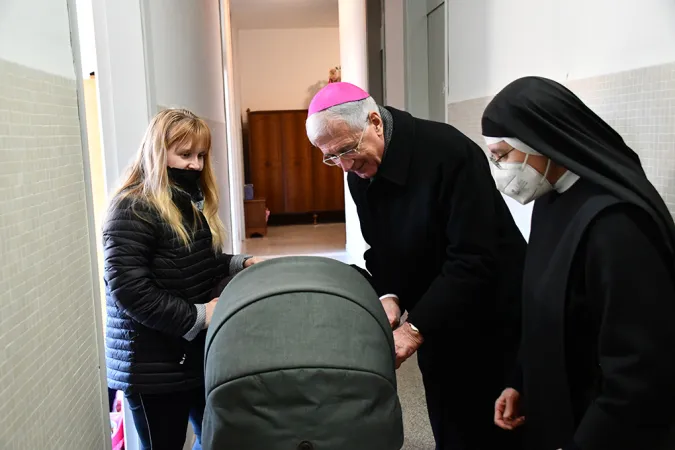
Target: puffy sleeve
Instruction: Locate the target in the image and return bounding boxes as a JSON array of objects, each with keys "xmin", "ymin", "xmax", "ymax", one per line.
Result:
[
  {"xmin": 569, "ymin": 205, "xmax": 675, "ymax": 450},
  {"xmin": 103, "ymin": 199, "xmax": 199, "ymax": 338}
]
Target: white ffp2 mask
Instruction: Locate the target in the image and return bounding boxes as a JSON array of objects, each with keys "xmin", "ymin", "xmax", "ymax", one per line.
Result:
[{"xmin": 492, "ymin": 156, "xmax": 553, "ymax": 205}]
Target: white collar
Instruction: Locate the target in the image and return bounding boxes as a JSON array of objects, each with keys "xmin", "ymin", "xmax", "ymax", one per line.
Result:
[{"xmin": 554, "ymin": 170, "xmax": 580, "ymax": 193}]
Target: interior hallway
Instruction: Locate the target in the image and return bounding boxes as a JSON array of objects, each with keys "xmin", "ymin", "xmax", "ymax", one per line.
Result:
[
  {"xmin": 242, "ymin": 224, "xmax": 435, "ymax": 448},
  {"xmin": 242, "ymin": 223, "xmax": 349, "ymax": 261}
]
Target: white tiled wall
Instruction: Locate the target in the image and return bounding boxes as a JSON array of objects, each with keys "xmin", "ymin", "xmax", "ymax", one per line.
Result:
[
  {"xmin": 448, "ymin": 62, "xmax": 675, "ymax": 217},
  {"xmin": 0, "ymin": 58, "xmax": 107, "ymax": 449}
]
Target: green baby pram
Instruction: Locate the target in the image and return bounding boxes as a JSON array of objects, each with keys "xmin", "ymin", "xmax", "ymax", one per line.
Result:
[{"xmin": 203, "ymin": 256, "xmax": 403, "ymax": 450}]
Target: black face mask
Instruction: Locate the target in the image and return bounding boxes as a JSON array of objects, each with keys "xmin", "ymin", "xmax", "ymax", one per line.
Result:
[{"xmin": 167, "ymin": 167, "xmax": 202, "ymax": 200}]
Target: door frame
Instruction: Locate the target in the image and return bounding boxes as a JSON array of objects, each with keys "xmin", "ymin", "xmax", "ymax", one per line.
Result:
[
  {"xmin": 443, "ymin": 0, "xmax": 449, "ymax": 123},
  {"xmin": 65, "ymin": 1, "xmax": 113, "ymax": 449},
  {"xmin": 403, "ymin": 0, "xmax": 449, "ymax": 122}
]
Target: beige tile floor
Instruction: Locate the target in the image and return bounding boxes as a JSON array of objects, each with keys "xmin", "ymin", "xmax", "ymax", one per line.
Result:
[
  {"xmin": 242, "ymin": 222, "xmax": 350, "ymax": 261},
  {"xmin": 242, "ymin": 224, "xmax": 435, "ymax": 449}
]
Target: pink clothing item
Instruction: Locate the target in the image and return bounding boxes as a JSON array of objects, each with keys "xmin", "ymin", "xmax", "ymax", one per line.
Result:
[
  {"xmin": 308, "ymin": 82, "xmax": 370, "ymax": 116},
  {"xmin": 110, "ymin": 411, "xmax": 124, "ymax": 450}
]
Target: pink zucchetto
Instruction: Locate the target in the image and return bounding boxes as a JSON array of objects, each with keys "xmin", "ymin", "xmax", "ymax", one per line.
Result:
[{"xmin": 308, "ymin": 82, "xmax": 370, "ymax": 116}]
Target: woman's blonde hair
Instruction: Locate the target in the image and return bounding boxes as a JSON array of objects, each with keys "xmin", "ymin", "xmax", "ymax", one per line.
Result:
[{"xmin": 110, "ymin": 108, "xmax": 226, "ymax": 251}]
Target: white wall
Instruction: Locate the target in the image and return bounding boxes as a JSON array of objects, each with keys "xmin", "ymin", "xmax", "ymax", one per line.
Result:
[
  {"xmin": 237, "ymin": 28, "xmax": 340, "ymax": 119},
  {"xmin": 448, "ymin": 0, "xmax": 675, "ymax": 103},
  {"xmin": 148, "ymin": 0, "xmax": 227, "ymax": 123},
  {"xmin": 446, "ymin": 0, "xmax": 675, "ymax": 240},
  {"xmin": 0, "ymin": 0, "xmax": 109, "ymax": 447},
  {"xmin": 92, "ymin": 0, "xmax": 152, "ymax": 196},
  {"xmin": 75, "ymin": 0, "xmax": 97, "ymax": 76},
  {"xmin": 0, "ymin": 0, "xmax": 76, "ymax": 78},
  {"xmin": 146, "ymin": 0, "xmax": 234, "ymax": 252},
  {"xmin": 383, "ymin": 0, "xmax": 405, "ymax": 109}
]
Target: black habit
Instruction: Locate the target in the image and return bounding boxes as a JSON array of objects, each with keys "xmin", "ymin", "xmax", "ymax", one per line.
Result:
[
  {"xmin": 483, "ymin": 76, "xmax": 675, "ymax": 450},
  {"xmin": 349, "ymin": 106, "xmax": 527, "ymax": 450}
]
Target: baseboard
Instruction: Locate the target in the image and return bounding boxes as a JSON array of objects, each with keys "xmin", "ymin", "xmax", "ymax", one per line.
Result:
[{"xmin": 267, "ymin": 211, "xmax": 346, "ymax": 226}]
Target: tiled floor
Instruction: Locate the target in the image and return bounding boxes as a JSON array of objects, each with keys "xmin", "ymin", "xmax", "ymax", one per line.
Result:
[
  {"xmin": 241, "ymin": 224, "xmax": 435, "ymax": 449},
  {"xmin": 242, "ymin": 223, "xmax": 350, "ymax": 262}
]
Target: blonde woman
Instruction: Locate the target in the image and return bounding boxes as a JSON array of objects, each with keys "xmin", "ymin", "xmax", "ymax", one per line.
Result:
[{"xmin": 103, "ymin": 108, "xmax": 258, "ymax": 450}]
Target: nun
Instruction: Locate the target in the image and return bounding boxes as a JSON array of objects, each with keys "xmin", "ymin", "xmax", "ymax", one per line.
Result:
[{"xmin": 484, "ymin": 76, "xmax": 675, "ymax": 450}]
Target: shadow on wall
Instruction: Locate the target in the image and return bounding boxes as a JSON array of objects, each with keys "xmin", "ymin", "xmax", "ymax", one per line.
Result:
[{"xmin": 305, "ymin": 80, "xmax": 328, "ymax": 109}]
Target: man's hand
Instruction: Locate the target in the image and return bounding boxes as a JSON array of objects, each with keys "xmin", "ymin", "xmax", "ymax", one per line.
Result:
[
  {"xmin": 381, "ymin": 296, "xmax": 401, "ymax": 329},
  {"xmin": 494, "ymin": 388, "xmax": 525, "ymax": 430},
  {"xmin": 393, "ymin": 322, "xmax": 424, "ymax": 369},
  {"xmin": 244, "ymin": 257, "xmax": 262, "ymax": 268},
  {"xmin": 205, "ymin": 298, "xmax": 218, "ymax": 328}
]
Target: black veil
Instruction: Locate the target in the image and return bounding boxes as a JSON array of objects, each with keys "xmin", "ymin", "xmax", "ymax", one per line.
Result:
[{"xmin": 482, "ymin": 76, "xmax": 675, "ymax": 257}]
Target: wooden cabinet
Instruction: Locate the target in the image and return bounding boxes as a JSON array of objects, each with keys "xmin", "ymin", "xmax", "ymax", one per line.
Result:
[
  {"xmin": 247, "ymin": 109, "xmax": 345, "ymax": 217},
  {"xmin": 244, "ymin": 199, "xmax": 268, "ymax": 238}
]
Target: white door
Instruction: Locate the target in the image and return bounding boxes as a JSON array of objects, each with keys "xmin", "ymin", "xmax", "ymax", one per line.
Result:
[{"xmin": 427, "ymin": 0, "xmax": 446, "ymax": 122}]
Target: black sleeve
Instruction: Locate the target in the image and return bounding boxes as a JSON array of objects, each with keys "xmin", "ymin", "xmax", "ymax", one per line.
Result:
[
  {"xmin": 347, "ymin": 174, "xmax": 387, "ymax": 297},
  {"xmin": 217, "ymin": 252, "xmax": 234, "ymax": 270},
  {"xmin": 510, "ymin": 349, "xmax": 524, "ymax": 393},
  {"xmin": 405, "ymin": 145, "xmax": 499, "ymax": 335},
  {"xmin": 103, "ymin": 201, "xmax": 197, "ymax": 337},
  {"xmin": 571, "ymin": 206, "xmax": 675, "ymax": 449},
  {"xmin": 363, "ymin": 247, "xmax": 388, "ymax": 297}
]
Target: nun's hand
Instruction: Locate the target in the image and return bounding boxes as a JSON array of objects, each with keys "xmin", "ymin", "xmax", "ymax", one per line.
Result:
[
  {"xmin": 380, "ymin": 296, "xmax": 401, "ymax": 329},
  {"xmin": 393, "ymin": 322, "xmax": 424, "ymax": 369},
  {"xmin": 494, "ymin": 388, "xmax": 525, "ymax": 430}
]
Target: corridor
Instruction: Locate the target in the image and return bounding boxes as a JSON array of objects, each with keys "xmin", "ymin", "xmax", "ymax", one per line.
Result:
[{"xmin": 2, "ymin": 0, "xmax": 675, "ymax": 448}]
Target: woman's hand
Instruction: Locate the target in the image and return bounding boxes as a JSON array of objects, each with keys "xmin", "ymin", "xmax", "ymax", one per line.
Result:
[
  {"xmin": 244, "ymin": 257, "xmax": 263, "ymax": 268},
  {"xmin": 494, "ymin": 388, "xmax": 525, "ymax": 430},
  {"xmin": 205, "ymin": 298, "xmax": 218, "ymax": 327}
]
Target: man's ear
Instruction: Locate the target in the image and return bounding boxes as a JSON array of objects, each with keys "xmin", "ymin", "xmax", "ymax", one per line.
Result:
[{"xmin": 369, "ymin": 111, "xmax": 383, "ymax": 135}]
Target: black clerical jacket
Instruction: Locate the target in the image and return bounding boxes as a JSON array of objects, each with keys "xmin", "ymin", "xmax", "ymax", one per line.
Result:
[{"xmin": 349, "ymin": 107, "xmax": 526, "ymax": 358}]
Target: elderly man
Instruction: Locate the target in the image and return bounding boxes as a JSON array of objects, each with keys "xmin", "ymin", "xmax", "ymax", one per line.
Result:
[{"xmin": 305, "ymin": 82, "xmax": 527, "ymax": 450}]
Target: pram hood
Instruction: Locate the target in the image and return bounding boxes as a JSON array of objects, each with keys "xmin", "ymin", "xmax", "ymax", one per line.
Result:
[{"xmin": 203, "ymin": 256, "xmax": 404, "ymax": 450}]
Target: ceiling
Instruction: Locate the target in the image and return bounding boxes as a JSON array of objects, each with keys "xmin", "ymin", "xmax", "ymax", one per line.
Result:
[{"xmin": 230, "ymin": 0, "xmax": 339, "ymax": 30}]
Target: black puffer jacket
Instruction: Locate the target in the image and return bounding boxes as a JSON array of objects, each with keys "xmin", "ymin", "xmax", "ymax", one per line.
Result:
[{"xmin": 103, "ymin": 189, "xmax": 246, "ymax": 394}]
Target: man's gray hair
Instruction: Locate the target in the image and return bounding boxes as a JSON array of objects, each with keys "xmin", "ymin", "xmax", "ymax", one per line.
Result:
[{"xmin": 306, "ymin": 96, "xmax": 379, "ymax": 146}]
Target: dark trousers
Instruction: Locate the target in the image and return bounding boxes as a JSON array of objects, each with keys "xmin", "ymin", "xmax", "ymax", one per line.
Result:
[
  {"xmin": 417, "ymin": 342, "xmax": 523, "ymax": 450},
  {"xmin": 126, "ymin": 387, "xmax": 206, "ymax": 450},
  {"xmin": 108, "ymin": 387, "xmax": 117, "ymax": 412}
]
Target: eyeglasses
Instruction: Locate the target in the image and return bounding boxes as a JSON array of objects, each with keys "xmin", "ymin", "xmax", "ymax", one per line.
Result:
[
  {"xmin": 488, "ymin": 147, "xmax": 515, "ymax": 169},
  {"xmin": 322, "ymin": 148, "xmax": 358, "ymax": 166},
  {"xmin": 322, "ymin": 121, "xmax": 368, "ymax": 166}
]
